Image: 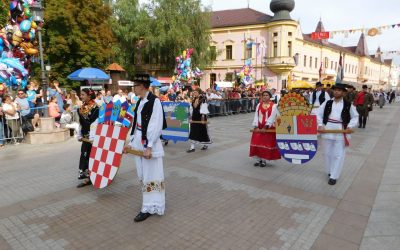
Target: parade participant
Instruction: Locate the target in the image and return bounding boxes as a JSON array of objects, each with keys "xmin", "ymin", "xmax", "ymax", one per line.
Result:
[
  {"xmin": 127, "ymin": 73, "xmax": 167, "ymax": 222},
  {"xmin": 310, "ymin": 82, "xmax": 330, "ymax": 115},
  {"xmin": 353, "ymin": 85, "xmax": 373, "ymax": 128},
  {"xmin": 344, "ymin": 85, "xmax": 356, "ymax": 103},
  {"xmin": 270, "ymin": 88, "xmax": 280, "ymax": 104},
  {"xmin": 317, "ymin": 83, "xmax": 359, "ymax": 185},
  {"xmin": 249, "ymin": 91, "xmax": 281, "ymax": 167},
  {"xmin": 378, "ymin": 89, "xmax": 386, "ymax": 109},
  {"xmin": 76, "ymin": 88, "xmax": 99, "ymax": 188},
  {"xmin": 187, "ymin": 89, "xmax": 212, "ymax": 152}
]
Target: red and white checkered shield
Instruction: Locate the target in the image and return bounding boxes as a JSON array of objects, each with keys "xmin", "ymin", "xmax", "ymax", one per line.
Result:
[{"xmin": 89, "ymin": 124, "xmax": 129, "ymax": 188}]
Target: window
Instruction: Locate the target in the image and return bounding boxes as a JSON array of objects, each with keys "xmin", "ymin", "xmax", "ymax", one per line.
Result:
[
  {"xmin": 273, "ymin": 42, "xmax": 278, "ymax": 57},
  {"xmin": 335, "ymin": 62, "xmax": 338, "ymax": 70},
  {"xmin": 365, "ymin": 66, "xmax": 368, "ymax": 75},
  {"xmin": 352, "ymin": 65, "xmax": 354, "ymax": 74},
  {"xmin": 288, "ymin": 32, "xmax": 293, "ymax": 36},
  {"xmin": 324, "ymin": 57, "xmax": 329, "ymax": 68},
  {"xmin": 356, "ymin": 66, "xmax": 358, "ymax": 74},
  {"xmin": 210, "ymin": 46, "xmax": 217, "ymax": 61},
  {"xmin": 331, "ymin": 61, "xmax": 333, "ymax": 69},
  {"xmin": 309, "ymin": 56, "xmax": 313, "ymax": 68},
  {"xmin": 210, "ymin": 73, "xmax": 216, "ymax": 85},
  {"xmin": 226, "ymin": 45, "xmax": 233, "ymax": 60},
  {"xmin": 288, "ymin": 41, "xmax": 292, "ymax": 57},
  {"xmin": 274, "ymin": 32, "xmax": 278, "ymax": 37},
  {"xmin": 225, "ymin": 72, "xmax": 233, "ymax": 81},
  {"xmin": 246, "ymin": 46, "xmax": 252, "ymax": 59},
  {"xmin": 304, "ymin": 55, "xmax": 307, "ymax": 67},
  {"xmin": 315, "ymin": 58, "xmax": 318, "ymax": 68}
]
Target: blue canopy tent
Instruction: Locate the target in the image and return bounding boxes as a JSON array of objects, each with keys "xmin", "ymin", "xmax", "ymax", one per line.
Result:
[
  {"xmin": 150, "ymin": 77, "xmax": 161, "ymax": 87},
  {"xmin": 67, "ymin": 68, "xmax": 110, "ymax": 81}
]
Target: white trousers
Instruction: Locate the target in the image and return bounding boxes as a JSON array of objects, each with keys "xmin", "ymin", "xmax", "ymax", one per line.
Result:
[
  {"xmin": 322, "ymin": 139, "xmax": 346, "ymax": 180},
  {"xmin": 65, "ymin": 122, "xmax": 80, "ymax": 134},
  {"xmin": 134, "ymin": 156, "xmax": 165, "ymax": 215}
]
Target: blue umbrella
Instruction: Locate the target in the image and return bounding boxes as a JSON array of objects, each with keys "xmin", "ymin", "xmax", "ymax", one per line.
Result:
[
  {"xmin": 67, "ymin": 68, "xmax": 110, "ymax": 81},
  {"xmin": 150, "ymin": 77, "xmax": 161, "ymax": 87}
]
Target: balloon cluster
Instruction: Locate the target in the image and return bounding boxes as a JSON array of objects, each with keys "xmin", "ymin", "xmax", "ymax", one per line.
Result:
[
  {"xmin": 174, "ymin": 48, "xmax": 203, "ymax": 86},
  {"xmin": 0, "ymin": 0, "xmax": 40, "ymax": 90},
  {"xmin": 237, "ymin": 59, "xmax": 254, "ymax": 88}
]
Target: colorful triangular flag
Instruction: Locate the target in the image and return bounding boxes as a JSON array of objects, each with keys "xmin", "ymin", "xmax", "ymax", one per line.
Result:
[
  {"xmin": 117, "ymin": 101, "xmax": 129, "ymax": 124},
  {"xmin": 104, "ymin": 102, "xmax": 113, "ymax": 123},
  {"xmin": 110, "ymin": 100, "xmax": 121, "ymax": 122},
  {"xmin": 98, "ymin": 103, "xmax": 106, "ymax": 123}
]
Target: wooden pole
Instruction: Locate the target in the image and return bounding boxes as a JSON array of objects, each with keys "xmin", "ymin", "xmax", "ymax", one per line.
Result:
[
  {"xmin": 250, "ymin": 128, "xmax": 276, "ymax": 133},
  {"xmin": 190, "ymin": 121, "xmax": 210, "ymax": 124},
  {"xmin": 80, "ymin": 138, "xmax": 148, "ymax": 157},
  {"xmin": 318, "ymin": 129, "xmax": 354, "ymax": 134}
]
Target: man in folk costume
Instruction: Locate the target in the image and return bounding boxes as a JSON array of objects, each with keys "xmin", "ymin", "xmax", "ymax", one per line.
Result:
[
  {"xmin": 77, "ymin": 88, "xmax": 99, "ymax": 188},
  {"xmin": 353, "ymin": 85, "xmax": 374, "ymax": 128},
  {"xmin": 310, "ymin": 82, "xmax": 331, "ymax": 115},
  {"xmin": 317, "ymin": 83, "xmax": 359, "ymax": 185},
  {"xmin": 250, "ymin": 91, "xmax": 281, "ymax": 167},
  {"xmin": 187, "ymin": 89, "xmax": 212, "ymax": 153},
  {"xmin": 127, "ymin": 74, "xmax": 167, "ymax": 222}
]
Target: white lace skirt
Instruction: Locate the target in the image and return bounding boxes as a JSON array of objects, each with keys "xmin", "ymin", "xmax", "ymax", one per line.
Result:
[{"xmin": 134, "ymin": 156, "xmax": 165, "ymax": 215}]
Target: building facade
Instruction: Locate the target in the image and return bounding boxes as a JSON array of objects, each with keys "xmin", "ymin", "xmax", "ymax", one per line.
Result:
[{"xmin": 204, "ymin": 0, "xmax": 397, "ymax": 91}]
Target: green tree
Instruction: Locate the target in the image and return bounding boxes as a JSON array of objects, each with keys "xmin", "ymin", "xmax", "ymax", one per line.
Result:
[
  {"xmin": 111, "ymin": 0, "xmax": 212, "ymax": 78},
  {"xmin": 0, "ymin": 0, "xmax": 8, "ymax": 27},
  {"xmin": 110, "ymin": 0, "xmax": 151, "ymax": 77},
  {"xmin": 145, "ymin": 0, "xmax": 212, "ymax": 72},
  {"xmin": 44, "ymin": 0, "xmax": 115, "ymax": 88}
]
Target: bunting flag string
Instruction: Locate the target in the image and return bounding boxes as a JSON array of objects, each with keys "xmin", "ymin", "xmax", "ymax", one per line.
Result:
[{"xmin": 328, "ymin": 22, "xmax": 400, "ymax": 39}]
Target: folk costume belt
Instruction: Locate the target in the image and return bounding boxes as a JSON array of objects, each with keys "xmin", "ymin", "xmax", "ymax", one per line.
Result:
[{"xmin": 327, "ymin": 119, "xmax": 350, "ymax": 147}]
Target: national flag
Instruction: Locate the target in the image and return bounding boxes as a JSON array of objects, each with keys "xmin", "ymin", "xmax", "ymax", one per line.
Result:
[
  {"xmin": 117, "ymin": 101, "xmax": 129, "ymax": 124},
  {"xmin": 104, "ymin": 102, "xmax": 113, "ymax": 122},
  {"xmin": 336, "ymin": 52, "xmax": 344, "ymax": 83},
  {"xmin": 110, "ymin": 100, "xmax": 121, "ymax": 122},
  {"xmin": 256, "ymin": 43, "xmax": 260, "ymax": 56},
  {"xmin": 98, "ymin": 103, "xmax": 106, "ymax": 123},
  {"xmin": 122, "ymin": 103, "xmax": 136, "ymax": 127}
]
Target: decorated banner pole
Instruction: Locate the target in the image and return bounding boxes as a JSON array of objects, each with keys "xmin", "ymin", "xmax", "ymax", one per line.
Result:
[
  {"xmin": 190, "ymin": 120, "xmax": 210, "ymax": 124},
  {"xmin": 81, "ymin": 138, "xmax": 148, "ymax": 157}
]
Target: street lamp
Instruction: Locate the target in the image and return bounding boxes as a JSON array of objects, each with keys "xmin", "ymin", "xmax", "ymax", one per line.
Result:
[{"xmin": 31, "ymin": 1, "xmax": 48, "ymax": 117}]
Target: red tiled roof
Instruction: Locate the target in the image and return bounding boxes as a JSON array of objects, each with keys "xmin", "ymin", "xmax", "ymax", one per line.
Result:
[
  {"xmin": 384, "ymin": 59, "xmax": 393, "ymax": 66},
  {"xmin": 106, "ymin": 63, "xmax": 125, "ymax": 72},
  {"xmin": 211, "ymin": 8, "xmax": 273, "ymax": 28}
]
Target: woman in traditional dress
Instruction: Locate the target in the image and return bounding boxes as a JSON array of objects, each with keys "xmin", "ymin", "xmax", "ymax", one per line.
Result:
[
  {"xmin": 249, "ymin": 91, "xmax": 281, "ymax": 167},
  {"xmin": 187, "ymin": 89, "xmax": 212, "ymax": 153},
  {"xmin": 76, "ymin": 88, "xmax": 99, "ymax": 188}
]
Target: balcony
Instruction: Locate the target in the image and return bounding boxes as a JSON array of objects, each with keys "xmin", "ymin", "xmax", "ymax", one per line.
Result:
[{"xmin": 265, "ymin": 57, "xmax": 296, "ymax": 74}]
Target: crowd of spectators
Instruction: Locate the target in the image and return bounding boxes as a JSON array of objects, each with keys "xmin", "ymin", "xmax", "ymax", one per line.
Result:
[{"xmin": 1, "ymin": 79, "xmax": 399, "ymax": 149}]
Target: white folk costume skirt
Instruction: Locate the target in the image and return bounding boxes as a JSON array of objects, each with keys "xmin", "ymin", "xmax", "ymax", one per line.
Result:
[{"xmin": 130, "ymin": 129, "xmax": 165, "ymax": 215}]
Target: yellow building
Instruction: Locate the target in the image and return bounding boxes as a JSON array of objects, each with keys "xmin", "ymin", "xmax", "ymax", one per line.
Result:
[{"xmin": 205, "ymin": 0, "xmax": 394, "ymax": 91}]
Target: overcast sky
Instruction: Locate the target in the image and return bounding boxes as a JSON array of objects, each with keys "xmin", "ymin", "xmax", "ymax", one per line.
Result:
[{"xmin": 203, "ymin": 0, "xmax": 400, "ymax": 53}]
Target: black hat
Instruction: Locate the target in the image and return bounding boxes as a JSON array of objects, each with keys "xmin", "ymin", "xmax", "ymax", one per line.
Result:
[
  {"xmin": 332, "ymin": 83, "xmax": 348, "ymax": 91},
  {"xmin": 362, "ymin": 85, "xmax": 368, "ymax": 89},
  {"xmin": 316, "ymin": 82, "xmax": 323, "ymax": 87},
  {"xmin": 133, "ymin": 73, "xmax": 151, "ymax": 87}
]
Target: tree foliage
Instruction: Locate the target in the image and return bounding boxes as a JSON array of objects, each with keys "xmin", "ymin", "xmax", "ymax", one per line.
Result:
[
  {"xmin": 44, "ymin": 0, "xmax": 115, "ymax": 88},
  {"xmin": 112, "ymin": 0, "xmax": 212, "ymax": 77},
  {"xmin": 0, "ymin": 0, "xmax": 8, "ymax": 27}
]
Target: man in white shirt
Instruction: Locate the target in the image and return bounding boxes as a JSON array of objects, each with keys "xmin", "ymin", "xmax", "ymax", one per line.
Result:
[
  {"xmin": 310, "ymin": 82, "xmax": 331, "ymax": 115},
  {"xmin": 270, "ymin": 88, "xmax": 280, "ymax": 104},
  {"xmin": 126, "ymin": 74, "xmax": 167, "ymax": 222},
  {"xmin": 317, "ymin": 83, "xmax": 359, "ymax": 185},
  {"xmin": 113, "ymin": 89, "xmax": 127, "ymax": 103}
]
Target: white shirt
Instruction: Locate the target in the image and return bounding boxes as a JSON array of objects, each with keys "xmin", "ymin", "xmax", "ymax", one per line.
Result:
[
  {"xmin": 112, "ymin": 94, "xmax": 127, "ymax": 103},
  {"xmin": 317, "ymin": 99, "xmax": 359, "ymax": 140},
  {"xmin": 310, "ymin": 91, "xmax": 331, "ymax": 107},
  {"xmin": 2, "ymin": 103, "xmax": 19, "ymax": 120},
  {"xmin": 129, "ymin": 92, "xmax": 164, "ymax": 158},
  {"xmin": 252, "ymin": 103, "xmax": 279, "ymax": 128}
]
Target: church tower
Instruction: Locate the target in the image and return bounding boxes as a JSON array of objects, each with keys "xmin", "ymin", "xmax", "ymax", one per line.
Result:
[{"xmin": 266, "ymin": 0, "xmax": 298, "ymax": 90}]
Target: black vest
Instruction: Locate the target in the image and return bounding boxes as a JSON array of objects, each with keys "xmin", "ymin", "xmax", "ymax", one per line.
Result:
[
  {"xmin": 130, "ymin": 92, "xmax": 167, "ymax": 146},
  {"xmin": 312, "ymin": 90, "xmax": 326, "ymax": 105},
  {"xmin": 323, "ymin": 99, "xmax": 351, "ymax": 129}
]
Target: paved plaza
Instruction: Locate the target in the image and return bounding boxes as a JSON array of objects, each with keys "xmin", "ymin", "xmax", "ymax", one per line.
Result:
[{"xmin": 1, "ymin": 104, "xmax": 400, "ymax": 250}]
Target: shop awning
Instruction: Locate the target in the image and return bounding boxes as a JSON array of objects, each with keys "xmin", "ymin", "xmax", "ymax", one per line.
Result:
[{"xmin": 289, "ymin": 80, "xmax": 314, "ymax": 89}]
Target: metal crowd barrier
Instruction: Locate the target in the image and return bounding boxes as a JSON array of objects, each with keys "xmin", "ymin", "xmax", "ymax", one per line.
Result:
[
  {"xmin": 0, "ymin": 113, "xmax": 24, "ymax": 144},
  {"xmin": 206, "ymin": 98, "xmax": 259, "ymax": 117}
]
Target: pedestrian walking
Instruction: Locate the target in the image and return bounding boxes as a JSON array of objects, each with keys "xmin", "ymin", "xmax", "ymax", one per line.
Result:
[
  {"xmin": 187, "ymin": 89, "xmax": 212, "ymax": 152},
  {"xmin": 353, "ymin": 85, "xmax": 373, "ymax": 128},
  {"xmin": 249, "ymin": 91, "xmax": 281, "ymax": 167},
  {"xmin": 76, "ymin": 89, "xmax": 99, "ymax": 188},
  {"xmin": 317, "ymin": 83, "xmax": 359, "ymax": 185},
  {"xmin": 126, "ymin": 73, "xmax": 167, "ymax": 222}
]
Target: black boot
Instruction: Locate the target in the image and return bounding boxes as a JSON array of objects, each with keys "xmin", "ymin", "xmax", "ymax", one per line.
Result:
[{"xmin": 134, "ymin": 212, "xmax": 152, "ymax": 222}]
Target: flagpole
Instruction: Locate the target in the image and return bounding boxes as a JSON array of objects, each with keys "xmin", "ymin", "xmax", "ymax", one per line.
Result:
[{"xmin": 255, "ymin": 37, "xmax": 258, "ymax": 81}]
